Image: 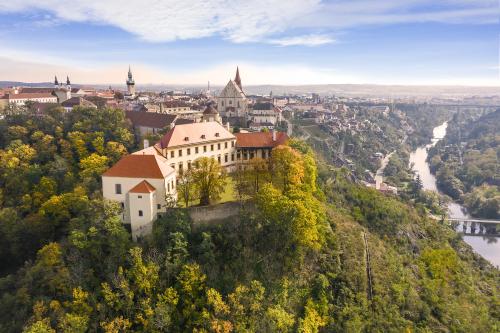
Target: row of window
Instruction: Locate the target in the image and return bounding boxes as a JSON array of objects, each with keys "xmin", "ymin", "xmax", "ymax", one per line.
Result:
[
  {"xmin": 172, "ymin": 150, "xmax": 268, "ymax": 172},
  {"xmin": 169, "ymin": 140, "xmax": 234, "ymax": 158}
]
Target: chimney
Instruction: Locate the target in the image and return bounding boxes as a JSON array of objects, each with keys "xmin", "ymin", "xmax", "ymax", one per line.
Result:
[
  {"xmin": 272, "ymin": 129, "xmax": 276, "ymax": 142},
  {"xmin": 143, "ymin": 139, "xmax": 149, "ymax": 148}
]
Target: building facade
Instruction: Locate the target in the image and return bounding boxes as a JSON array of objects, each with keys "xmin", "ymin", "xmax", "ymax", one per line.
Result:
[
  {"xmin": 217, "ymin": 67, "xmax": 249, "ymax": 123},
  {"xmin": 102, "ymin": 154, "xmax": 177, "ymax": 240}
]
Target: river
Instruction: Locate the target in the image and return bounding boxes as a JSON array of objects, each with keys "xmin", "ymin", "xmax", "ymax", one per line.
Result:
[{"xmin": 409, "ymin": 122, "xmax": 500, "ymax": 267}]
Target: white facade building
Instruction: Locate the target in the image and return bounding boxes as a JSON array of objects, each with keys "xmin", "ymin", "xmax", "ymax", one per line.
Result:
[
  {"xmin": 156, "ymin": 121, "xmax": 236, "ymax": 174},
  {"xmin": 102, "ymin": 154, "xmax": 176, "ymax": 240}
]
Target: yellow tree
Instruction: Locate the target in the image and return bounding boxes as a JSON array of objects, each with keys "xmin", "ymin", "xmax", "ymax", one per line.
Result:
[
  {"xmin": 270, "ymin": 145, "xmax": 304, "ymax": 193},
  {"xmin": 192, "ymin": 157, "xmax": 227, "ymax": 206}
]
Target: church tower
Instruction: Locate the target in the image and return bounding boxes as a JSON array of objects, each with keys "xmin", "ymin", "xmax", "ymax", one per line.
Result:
[
  {"xmin": 54, "ymin": 76, "xmax": 59, "ymax": 88},
  {"xmin": 66, "ymin": 76, "xmax": 71, "ymax": 90},
  {"xmin": 234, "ymin": 66, "xmax": 242, "ymax": 90},
  {"xmin": 126, "ymin": 66, "xmax": 136, "ymax": 97}
]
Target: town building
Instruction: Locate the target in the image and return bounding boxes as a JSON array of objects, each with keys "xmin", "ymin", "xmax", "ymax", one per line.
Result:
[
  {"xmin": 234, "ymin": 131, "xmax": 288, "ymax": 160},
  {"xmin": 125, "ymin": 111, "xmax": 178, "ymax": 136},
  {"xmin": 248, "ymin": 102, "xmax": 282, "ymax": 131},
  {"xmin": 61, "ymin": 97, "xmax": 97, "ymax": 111},
  {"xmin": 2, "ymin": 92, "xmax": 58, "ymax": 105},
  {"xmin": 217, "ymin": 67, "xmax": 249, "ymax": 126},
  {"xmin": 102, "ymin": 154, "xmax": 177, "ymax": 240}
]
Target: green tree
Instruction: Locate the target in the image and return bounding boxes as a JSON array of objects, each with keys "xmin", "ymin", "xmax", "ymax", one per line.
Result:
[{"xmin": 192, "ymin": 157, "xmax": 227, "ymax": 205}]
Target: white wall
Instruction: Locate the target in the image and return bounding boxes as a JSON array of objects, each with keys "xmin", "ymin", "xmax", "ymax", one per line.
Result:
[{"xmin": 162, "ymin": 138, "xmax": 237, "ymax": 173}]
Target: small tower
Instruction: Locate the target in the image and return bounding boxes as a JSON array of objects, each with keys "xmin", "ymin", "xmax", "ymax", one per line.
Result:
[
  {"xmin": 126, "ymin": 66, "xmax": 136, "ymax": 97},
  {"xmin": 234, "ymin": 66, "xmax": 242, "ymax": 90},
  {"xmin": 54, "ymin": 76, "xmax": 59, "ymax": 88},
  {"xmin": 66, "ymin": 76, "xmax": 71, "ymax": 90},
  {"xmin": 202, "ymin": 101, "xmax": 221, "ymax": 123}
]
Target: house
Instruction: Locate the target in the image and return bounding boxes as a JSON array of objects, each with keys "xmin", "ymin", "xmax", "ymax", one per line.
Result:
[
  {"xmin": 61, "ymin": 97, "xmax": 97, "ymax": 111},
  {"xmin": 4, "ymin": 92, "xmax": 58, "ymax": 105},
  {"xmin": 248, "ymin": 102, "xmax": 282, "ymax": 130},
  {"xmin": 102, "ymin": 154, "xmax": 177, "ymax": 240},
  {"xmin": 235, "ymin": 131, "xmax": 288, "ymax": 160},
  {"xmin": 125, "ymin": 111, "xmax": 178, "ymax": 136},
  {"xmin": 156, "ymin": 121, "xmax": 236, "ymax": 174}
]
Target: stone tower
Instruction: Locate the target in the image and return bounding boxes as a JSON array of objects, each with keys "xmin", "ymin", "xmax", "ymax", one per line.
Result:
[{"xmin": 126, "ymin": 66, "xmax": 136, "ymax": 97}]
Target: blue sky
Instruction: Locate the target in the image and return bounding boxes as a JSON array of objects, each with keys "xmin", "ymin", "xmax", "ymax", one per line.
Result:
[{"xmin": 0, "ymin": 0, "xmax": 498, "ymax": 86}]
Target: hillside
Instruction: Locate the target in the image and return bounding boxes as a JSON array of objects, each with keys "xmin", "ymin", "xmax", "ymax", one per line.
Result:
[{"xmin": 0, "ymin": 105, "xmax": 498, "ymax": 332}]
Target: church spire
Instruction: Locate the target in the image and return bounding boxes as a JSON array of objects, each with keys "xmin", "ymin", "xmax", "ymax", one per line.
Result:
[
  {"xmin": 234, "ymin": 66, "xmax": 242, "ymax": 90},
  {"xmin": 54, "ymin": 75, "xmax": 59, "ymax": 87},
  {"xmin": 66, "ymin": 75, "xmax": 70, "ymax": 86}
]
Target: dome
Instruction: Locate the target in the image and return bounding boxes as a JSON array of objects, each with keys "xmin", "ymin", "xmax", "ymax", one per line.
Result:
[{"xmin": 203, "ymin": 102, "xmax": 218, "ymax": 115}]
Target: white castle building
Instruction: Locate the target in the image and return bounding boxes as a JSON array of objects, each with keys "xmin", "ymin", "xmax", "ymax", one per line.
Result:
[{"xmin": 102, "ymin": 154, "xmax": 176, "ymax": 240}]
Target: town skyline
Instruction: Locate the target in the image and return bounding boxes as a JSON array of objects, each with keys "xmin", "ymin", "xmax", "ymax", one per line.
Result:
[{"xmin": 0, "ymin": 0, "xmax": 498, "ymax": 86}]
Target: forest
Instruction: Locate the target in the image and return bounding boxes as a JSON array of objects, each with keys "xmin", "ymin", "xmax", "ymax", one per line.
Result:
[
  {"xmin": 0, "ymin": 105, "xmax": 498, "ymax": 332},
  {"xmin": 428, "ymin": 109, "xmax": 500, "ymax": 219}
]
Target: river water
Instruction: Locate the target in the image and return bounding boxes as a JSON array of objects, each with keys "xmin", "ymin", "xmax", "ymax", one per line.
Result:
[{"xmin": 409, "ymin": 122, "xmax": 500, "ymax": 267}]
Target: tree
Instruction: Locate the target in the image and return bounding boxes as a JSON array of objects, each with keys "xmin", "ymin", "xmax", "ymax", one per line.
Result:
[
  {"xmin": 192, "ymin": 157, "xmax": 227, "ymax": 206},
  {"xmin": 176, "ymin": 168, "xmax": 197, "ymax": 207},
  {"xmin": 270, "ymin": 145, "xmax": 304, "ymax": 193}
]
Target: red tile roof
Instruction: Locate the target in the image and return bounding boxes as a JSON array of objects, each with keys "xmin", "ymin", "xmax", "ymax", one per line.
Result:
[
  {"xmin": 235, "ymin": 132, "xmax": 288, "ymax": 148},
  {"xmin": 102, "ymin": 154, "xmax": 173, "ymax": 179},
  {"xmin": 129, "ymin": 180, "xmax": 156, "ymax": 193}
]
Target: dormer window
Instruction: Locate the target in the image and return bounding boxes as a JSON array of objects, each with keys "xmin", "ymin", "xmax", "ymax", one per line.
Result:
[
  {"xmin": 201, "ymin": 134, "xmax": 206, "ymax": 139},
  {"xmin": 184, "ymin": 136, "xmax": 189, "ymax": 141},
  {"xmin": 215, "ymin": 133, "xmax": 220, "ymax": 137}
]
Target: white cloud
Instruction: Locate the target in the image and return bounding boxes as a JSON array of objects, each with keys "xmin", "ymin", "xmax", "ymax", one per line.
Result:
[
  {"xmin": 268, "ymin": 34, "xmax": 335, "ymax": 47},
  {"xmin": 0, "ymin": 0, "xmax": 496, "ymax": 44}
]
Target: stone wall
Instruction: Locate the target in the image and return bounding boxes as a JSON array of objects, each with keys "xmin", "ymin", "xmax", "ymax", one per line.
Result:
[{"xmin": 188, "ymin": 201, "xmax": 246, "ymax": 228}]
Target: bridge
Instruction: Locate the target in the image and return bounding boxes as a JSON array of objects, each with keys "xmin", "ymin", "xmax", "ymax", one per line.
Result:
[{"xmin": 447, "ymin": 218, "xmax": 500, "ymax": 237}]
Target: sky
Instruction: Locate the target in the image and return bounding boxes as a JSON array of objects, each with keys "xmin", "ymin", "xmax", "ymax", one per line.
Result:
[{"xmin": 0, "ymin": 0, "xmax": 498, "ymax": 86}]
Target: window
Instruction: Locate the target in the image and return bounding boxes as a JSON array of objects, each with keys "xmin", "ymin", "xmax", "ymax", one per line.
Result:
[
  {"xmin": 237, "ymin": 101, "xmax": 240, "ymax": 107},
  {"xmin": 229, "ymin": 100, "xmax": 232, "ymax": 105},
  {"xmin": 167, "ymin": 183, "xmax": 170, "ymax": 191},
  {"xmin": 157, "ymin": 204, "xmax": 161, "ymax": 209},
  {"xmin": 184, "ymin": 136, "xmax": 189, "ymax": 141},
  {"xmin": 217, "ymin": 155, "xmax": 221, "ymax": 163},
  {"xmin": 188, "ymin": 161, "xmax": 192, "ymax": 170},
  {"xmin": 195, "ymin": 147, "xmax": 199, "ymax": 154},
  {"xmin": 224, "ymin": 155, "xmax": 228, "ymax": 163},
  {"xmin": 178, "ymin": 149, "xmax": 182, "ymax": 157},
  {"xmin": 115, "ymin": 184, "xmax": 122, "ymax": 194},
  {"xmin": 203, "ymin": 145, "xmax": 207, "ymax": 152},
  {"xmin": 138, "ymin": 210, "xmax": 143, "ymax": 217},
  {"xmin": 215, "ymin": 132, "xmax": 220, "ymax": 137},
  {"xmin": 201, "ymin": 134, "xmax": 206, "ymax": 139},
  {"xmin": 231, "ymin": 141, "xmax": 235, "ymax": 147},
  {"xmin": 120, "ymin": 202, "xmax": 125, "ymax": 209},
  {"xmin": 211, "ymin": 144, "xmax": 214, "ymax": 151},
  {"xmin": 187, "ymin": 148, "xmax": 191, "ymax": 155},
  {"xmin": 138, "ymin": 195, "xmax": 142, "ymax": 199},
  {"xmin": 217, "ymin": 143, "xmax": 221, "ymax": 150},
  {"xmin": 224, "ymin": 142, "xmax": 228, "ymax": 149},
  {"xmin": 231, "ymin": 154, "xmax": 235, "ymax": 161},
  {"xmin": 237, "ymin": 152, "xmax": 241, "ymax": 159},
  {"xmin": 221, "ymin": 101, "xmax": 224, "ymax": 106}
]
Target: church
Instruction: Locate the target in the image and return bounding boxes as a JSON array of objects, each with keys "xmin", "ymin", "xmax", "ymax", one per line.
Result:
[{"xmin": 216, "ymin": 67, "xmax": 249, "ymax": 127}]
